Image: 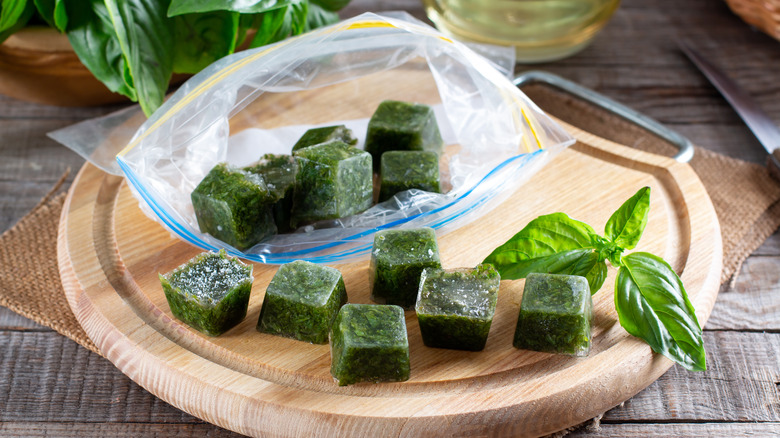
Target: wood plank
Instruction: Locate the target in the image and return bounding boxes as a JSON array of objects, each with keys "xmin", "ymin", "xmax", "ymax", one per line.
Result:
[
  {"xmin": 0, "ymin": 331, "xmax": 776, "ymax": 430},
  {"xmin": 707, "ymin": 258, "xmax": 780, "ymax": 331},
  {"xmin": 0, "ymin": 118, "xmax": 83, "ymax": 231},
  {"xmin": 0, "ymin": 307, "xmax": 46, "ymax": 330},
  {"xmin": 752, "ymin": 233, "xmax": 780, "ymax": 257},
  {"xmin": 0, "ymin": 332, "xmax": 200, "ymax": 424},
  {"xmin": 0, "ymin": 95, "xmax": 128, "ymax": 120},
  {"xmin": 0, "ymin": 120, "xmax": 85, "ymax": 183},
  {"xmin": 568, "ymin": 422, "xmax": 780, "ymax": 437},
  {"xmin": 0, "ymin": 422, "xmax": 242, "ymax": 437},
  {"xmin": 0, "ymin": 181, "xmax": 71, "ymax": 233},
  {"xmin": 602, "ymin": 331, "xmax": 780, "ymax": 422},
  {"xmin": 2, "ymin": 422, "xmax": 779, "ymax": 438}
]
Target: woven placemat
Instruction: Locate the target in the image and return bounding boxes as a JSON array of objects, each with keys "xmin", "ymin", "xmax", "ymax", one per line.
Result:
[
  {"xmin": 0, "ymin": 173, "xmax": 99, "ymax": 354},
  {"xmin": 1, "ymin": 84, "xmax": 779, "ymax": 435}
]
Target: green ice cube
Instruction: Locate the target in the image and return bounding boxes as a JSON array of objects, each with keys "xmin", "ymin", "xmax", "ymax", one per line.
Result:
[
  {"xmin": 514, "ymin": 273, "xmax": 593, "ymax": 356},
  {"xmin": 329, "ymin": 304, "xmax": 410, "ymax": 386}
]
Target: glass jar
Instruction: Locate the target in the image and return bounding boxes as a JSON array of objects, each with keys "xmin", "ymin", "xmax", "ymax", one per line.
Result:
[{"xmin": 423, "ymin": 0, "xmax": 621, "ymax": 63}]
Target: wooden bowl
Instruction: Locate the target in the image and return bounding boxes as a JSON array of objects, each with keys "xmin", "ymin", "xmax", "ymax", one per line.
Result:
[{"xmin": 0, "ymin": 27, "xmax": 129, "ymax": 106}]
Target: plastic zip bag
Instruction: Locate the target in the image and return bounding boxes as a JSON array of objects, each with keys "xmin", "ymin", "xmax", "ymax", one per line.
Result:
[{"xmin": 63, "ymin": 12, "xmax": 575, "ymax": 264}]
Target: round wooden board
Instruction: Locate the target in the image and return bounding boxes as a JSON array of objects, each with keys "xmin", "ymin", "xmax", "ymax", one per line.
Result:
[{"xmin": 58, "ymin": 120, "xmax": 722, "ymax": 437}]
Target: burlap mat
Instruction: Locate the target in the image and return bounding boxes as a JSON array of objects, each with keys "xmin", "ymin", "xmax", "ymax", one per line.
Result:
[
  {"xmin": 0, "ymin": 173, "xmax": 99, "ymax": 354},
  {"xmin": 1, "ymin": 85, "xmax": 779, "ymax": 429}
]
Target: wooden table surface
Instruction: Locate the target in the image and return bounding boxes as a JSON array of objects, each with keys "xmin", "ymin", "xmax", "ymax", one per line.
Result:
[{"xmin": 1, "ymin": 0, "xmax": 779, "ymax": 436}]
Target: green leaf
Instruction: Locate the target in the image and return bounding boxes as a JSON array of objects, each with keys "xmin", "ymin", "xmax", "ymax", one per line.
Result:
[
  {"xmin": 104, "ymin": 0, "xmax": 175, "ymax": 116},
  {"xmin": 304, "ymin": 1, "xmax": 337, "ymax": 31},
  {"xmin": 235, "ymin": 12, "xmax": 261, "ymax": 47},
  {"xmin": 34, "ymin": 0, "xmax": 67, "ymax": 31},
  {"xmin": 309, "ymin": 0, "xmax": 350, "ymax": 12},
  {"xmin": 605, "ymin": 186, "xmax": 650, "ymax": 250},
  {"xmin": 482, "ymin": 212, "xmax": 598, "ymax": 277},
  {"xmin": 584, "ymin": 257, "xmax": 608, "ymax": 294},
  {"xmin": 0, "ymin": 0, "xmax": 29, "ymax": 32},
  {"xmin": 249, "ymin": 0, "xmax": 307, "ymax": 48},
  {"xmin": 0, "ymin": 0, "xmax": 34, "ymax": 42},
  {"xmin": 66, "ymin": 0, "xmax": 136, "ymax": 100},
  {"xmin": 168, "ymin": 0, "xmax": 291, "ymax": 16},
  {"xmin": 172, "ymin": 11, "xmax": 238, "ymax": 74},
  {"xmin": 505, "ymin": 249, "xmax": 607, "ymax": 294},
  {"xmin": 615, "ymin": 252, "xmax": 706, "ymax": 371}
]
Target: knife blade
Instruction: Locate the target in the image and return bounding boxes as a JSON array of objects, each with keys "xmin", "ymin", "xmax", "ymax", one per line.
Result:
[{"xmin": 679, "ymin": 42, "xmax": 780, "ymax": 178}]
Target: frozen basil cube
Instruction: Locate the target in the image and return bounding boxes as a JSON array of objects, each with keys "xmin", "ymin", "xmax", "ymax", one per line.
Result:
[
  {"xmin": 369, "ymin": 227, "xmax": 441, "ymax": 309},
  {"xmin": 379, "ymin": 150, "xmax": 441, "ymax": 202},
  {"xmin": 292, "ymin": 125, "xmax": 358, "ymax": 152},
  {"xmin": 329, "ymin": 304, "xmax": 410, "ymax": 386},
  {"xmin": 415, "ymin": 264, "xmax": 500, "ymax": 351},
  {"xmin": 191, "ymin": 163, "xmax": 276, "ymax": 250},
  {"xmin": 365, "ymin": 100, "xmax": 443, "ymax": 168},
  {"xmin": 244, "ymin": 154, "xmax": 297, "ymax": 233},
  {"xmin": 514, "ymin": 273, "xmax": 593, "ymax": 357},
  {"xmin": 256, "ymin": 260, "xmax": 347, "ymax": 344},
  {"xmin": 291, "ymin": 141, "xmax": 373, "ymax": 227},
  {"xmin": 159, "ymin": 250, "xmax": 253, "ymax": 337}
]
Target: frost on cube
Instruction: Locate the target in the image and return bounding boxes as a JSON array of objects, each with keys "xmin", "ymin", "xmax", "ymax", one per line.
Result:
[
  {"xmin": 379, "ymin": 150, "xmax": 441, "ymax": 202},
  {"xmin": 191, "ymin": 163, "xmax": 276, "ymax": 250},
  {"xmin": 415, "ymin": 264, "xmax": 500, "ymax": 351},
  {"xmin": 256, "ymin": 260, "xmax": 348, "ymax": 344},
  {"xmin": 329, "ymin": 304, "xmax": 410, "ymax": 386},
  {"xmin": 514, "ymin": 273, "xmax": 594, "ymax": 356},
  {"xmin": 365, "ymin": 100, "xmax": 443, "ymax": 168},
  {"xmin": 292, "ymin": 125, "xmax": 357, "ymax": 152},
  {"xmin": 159, "ymin": 250, "xmax": 253, "ymax": 337},
  {"xmin": 244, "ymin": 154, "xmax": 297, "ymax": 233},
  {"xmin": 369, "ymin": 227, "xmax": 441, "ymax": 309},
  {"xmin": 291, "ymin": 141, "xmax": 373, "ymax": 227}
]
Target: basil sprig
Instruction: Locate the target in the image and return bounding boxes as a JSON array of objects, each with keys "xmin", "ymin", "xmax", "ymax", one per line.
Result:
[{"xmin": 483, "ymin": 187, "xmax": 706, "ymax": 371}]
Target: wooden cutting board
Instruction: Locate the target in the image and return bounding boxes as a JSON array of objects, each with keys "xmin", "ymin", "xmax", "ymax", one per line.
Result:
[{"xmin": 58, "ymin": 118, "xmax": 721, "ymax": 437}]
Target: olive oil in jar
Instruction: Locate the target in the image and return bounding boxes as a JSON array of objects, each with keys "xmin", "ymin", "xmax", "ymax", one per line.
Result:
[{"xmin": 423, "ymin": 0, "xmax": 620, "ymax": 63}]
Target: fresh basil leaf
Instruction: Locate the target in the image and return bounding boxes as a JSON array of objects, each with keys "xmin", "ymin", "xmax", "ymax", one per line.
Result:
[
  {"xmin": 0, "ymin": 0, "xmax": 30, "ymax": 32},
  {"xmin": 509, "ymin": 249, "xmax": 607, "ymax": 294},
  {"xmin": 104, "ymin": 0, "xmax": 174, "ymax": 116},
  {"xmin": 249, "ymin": 0, "xmax": 307, "ymax": 48},
  {"xmin": 607, "ymin": 249, "xmax": 623, "ymax": 267},
  {"xmin": 66, "ymin": 1, "xmax": 136, "ymax": 100},
  {"xmin": 248, "ymin": 7, "xmax": 286, "ymax": 48},
  {"xmin": 235, "ymin": 13, "xmax": 261, "ymax": 47},
  {"xmin": 0, "ymin": 0, "xmax": 34, "ymax": 42},
  {"xmin": 34, "ymin": 0, "xmax": 67, "ymax": 31},
  {"xmin": 605, "ymin": 186, "xmax": 650, "ymax": 250},
  {"xmin": 483, "ymin": 212, "xmax": 598, "ymax": 277},
  {"xmin": 172, "ymin": 11, "xmax": 238, "ymax": 74},
  {"xmin": 168, "ymin": 0, "xmax": 291, "ymax": 16},
  {"xmin": 304, "ymin": 1, "xmax": 337, "ymax": 31},
  {"xmin": 532, "ymin": 248, "xmax": 607, "ymax": 295},
  {"xmin": 615, "ymin": 252, "xmax": 705, "ymax": 371},
  {"xmin": 584, "ymin": 257, "xmax": 608, "ymax": 294},
  {"xmin": 309, "ymin": 0, "xmax": 350, "ymax": 12}
]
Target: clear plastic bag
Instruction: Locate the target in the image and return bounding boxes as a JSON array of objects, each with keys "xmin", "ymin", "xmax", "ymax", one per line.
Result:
[{"xmin": 62, "ymin": 12, "xmax": 574, "ymax": 264}]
